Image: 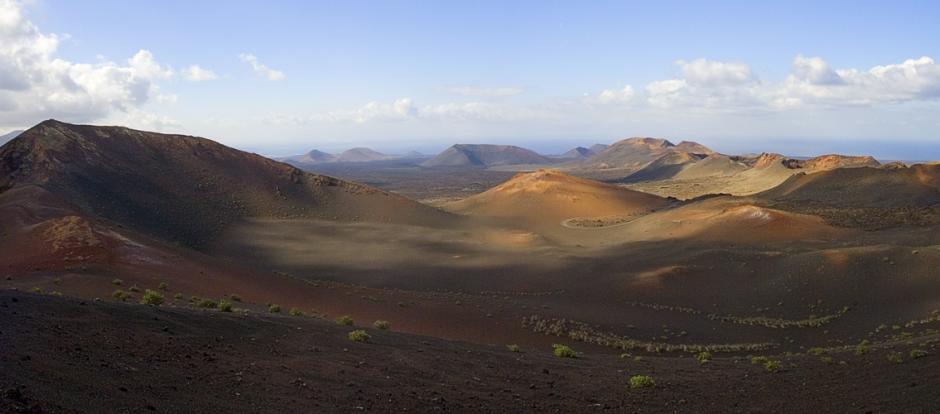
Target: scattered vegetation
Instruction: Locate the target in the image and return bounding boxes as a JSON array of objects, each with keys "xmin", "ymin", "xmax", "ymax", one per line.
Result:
[
  {"xmin": 140, "ymin": 289, "xmax": 164, "ymax": 306},
  {"xmin": 552, "ymin": 343, "xmax": 580, "ymax": 358},
  {"xmin": 195, "ymin": 298, "xmax": 218, "ymax": 309},
  {"xmin": 373, "ymin": 320, "xmax": 390, "ymax": 330},
  {"xmin": 217, "ymin": 299, "xmax": 233, "ymax": 312},
  {"xmin": 158, "ymin": 282, "xmax": 168, "ymax": 291},
  {"xmin": 910, "ymin": 349, "xmax": 928, "ymax": 359},
  {"xmin": 628, "ymin": 375, "xmax": 655, "ymax": 389},
  {"xmin": 506, "ymin": 344, "xmax": 521, "ymax": 353},
  {"xmin": 886, "ymin": 351, "xmax": 904, "ymax": 364},
  {"xmin": 173, "ymin": 293, "xmax": 182, "ymax": 300},
  {"xmin": 289, "ymin": 307, "xmax": 305, "ymax": 317},
  {"xmin": 750, "ymin": 356, "xmax": 768, "ymax": 365},
  {"xmin": 807, "ymin": 347, "xmax": 827, "ymax": 356},
  {"xmin": 348, "ymin": 330, "xmax": 371, "ymax": 342},
  {"xmin": 128, "ymin": 285, "xmax": 141, "ymax": 293},
  {"xmin": 268, "ymin": 304, "xmax": 281, "ymax": 313},
  {"xmin": 524, "ymin": 315, "xmax": 775, "ymax": 353},
  {"xmin": 112, "ymin": 289, "xmax": 130, "ymax": 301},
  {"xmin": 855, "ymin": 340, "xmax": 871, "ymax": 355},
  {"xmin": 763, "ymin": 360, "xmax": 783, "ymax": 372},
  {"xmin": 336, "ymin": 315, "xmax": 354, "ymax": 326},
  {"xmin": 29, "ymin": 287, "xmax": 43, "ymax": 294},
  {"xmin": 111, "ymin": 278, "xmax": 123, "ymax": 286},
  {"xmin": 696, "ymin": 351, "xmax": 712, "ymax": 364}
]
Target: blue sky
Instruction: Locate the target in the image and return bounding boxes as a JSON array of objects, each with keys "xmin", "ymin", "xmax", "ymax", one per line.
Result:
[{"xmin": 2, "ymin": 0, "xmax": 940, "ymax": 159}]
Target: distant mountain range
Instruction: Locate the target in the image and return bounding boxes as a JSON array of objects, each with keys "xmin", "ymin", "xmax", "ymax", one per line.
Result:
[
  {"xmin": 0, "ymin": 129, "xmax": 23, "ymax": 145},
  {"xmin": 280, "ymin": 147, "xmax": 428, "ymax": 165}
]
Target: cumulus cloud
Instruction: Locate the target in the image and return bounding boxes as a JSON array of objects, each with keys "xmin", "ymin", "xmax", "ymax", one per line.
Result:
[
  {"xmin": 182, "ymin": 65, "xmax": 218, "ymax": 81},
  {"xmin": 238, "ymin": 53, "xmax": 285, "ymax": 81},
  {"xmin": 0, "ymin": 0, "xmax": 206, "ymax": 130},
  {"xmin": 439, "ymin": 85, "xmax": 524, "ymax": 97},
  {"xmin": 594, "ymin": 55, "xmax": 940, "ymax": 112}
]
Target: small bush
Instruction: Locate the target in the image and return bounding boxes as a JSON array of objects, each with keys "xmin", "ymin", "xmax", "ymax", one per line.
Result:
[
  {"xmin": 112, "ymin": 289, "xmax": 129, "ymax": 301},
  {"xmin": 506, "ymin": 344, "xmax": 521, "ymax": 353},
  {"xmin": 750, "ymin": 356, "xmax": 768, "ymax": 365},
  {"xmin": 111, "ymin": 278, "xmax": 123, "ymax": 286},
  {"xmin": 336, "ymin": 315, "xmax": 354, "ymax": 326},
  {"xmin": 173, "ymin": 293, "xmax": 182, "ymax": 300},
  {"xmin": 855, "ymin": 341, "xmax": 870, "ymax": 355},
  {"xmin": 228, "ymin": 294, "xmax": 242, "ymax": 302},
  {"xmin": 158, "ymin": 282, "xmax": 168, "ymax": 291},
  {"xmin": 910, "ymin": 349, "xmax": 928, "ymax": 359},
  {"xmin": 629, "ymin": 375, "xmax": 655, "ymax": 389},
  {"xmin": 763, "ymin": 360, "xmax": 782, "ymax": 372},
  {"xmin": 552, "ymin": 343, "xmax": 579, "ymax": 358},
  {"xmin": 128, "ymin": 285, "xmax": 141, "ymax": 293},
  {"xmin": 217, "ymin": 300, "xmax": 233, "ymax": 312},
  {"xmin": 348, "ymin": 330, "xmax": 371, "ymax": 342},
  {"xmin": 268, "ymin": 304, "xmax": 281, "ymax": 313},
  {"xmin": 289, "ymin": 307, "xmax": 305, "ymax": 316},
  {"xmin": 29, "ymin": 287, "xmax": 43, "ymax": 294},
  {"xmin": 140, "ymin": 289, "xmax": 164, "ymax": 306},
  {"xmin": 196, "ymin": 298, "xmax": 218, "ymax": 309},
  {"xmin": 887, "ymin": 352, "xmax": 904, "ymax": 364},
  {"xmin": 696, "ymin": 351, "xmax": 712, "ymax": 364},
  {"xmin": 807, "ymin": 347, "xmax": 827, "ymax": 356},
  {"xmin": 373, "ymin": 320, "xmax": 390, "ymax": 330}
]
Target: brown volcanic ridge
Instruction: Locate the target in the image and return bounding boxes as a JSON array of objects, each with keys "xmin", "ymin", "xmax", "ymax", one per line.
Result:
[
  {"xmin": 0, "ymin": 120, "xmax": 454, "ymax": 251},
  {"xmin": 444, "ymin": 169, "xmax": 672, "ymax": 226}
]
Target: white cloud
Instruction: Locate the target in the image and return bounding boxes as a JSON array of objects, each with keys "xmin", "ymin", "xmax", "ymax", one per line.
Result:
[
  {"xmin": 265, "ymin": 98, "xmax": 555, "ymax": 125},
  {"xmin": 238, "ymin": 53, "xmax": 284, "ymax": 81},
  {"xmin": 595, "ymin": 85, "xmax": 635, "ymax": 104},
  {"xmin": 0, "ymin": 0, "xmax": 186, "ymax": 129},
  {"xmin": 183, "ymin": 65, "xmax": 218, "ymax": 81},
  {"xmin": 609, "ymin": 55, "xmax": 940, "ymax": 112},
  {"xmin": 439, "ymin": 85, "xmax": 524, "ymax": 97}
]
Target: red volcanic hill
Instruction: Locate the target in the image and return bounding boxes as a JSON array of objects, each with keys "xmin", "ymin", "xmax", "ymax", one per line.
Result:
[
  {"xmin": 759, "ymin": 163, "xmax": 940, "ymax": 208},
  {"xmin": 445, "ymin": 169, "xmax": 671, "ymax": 225},
  {"xmin": 0, "ymin": 120, "xmax": 453, "ymax": 249}
]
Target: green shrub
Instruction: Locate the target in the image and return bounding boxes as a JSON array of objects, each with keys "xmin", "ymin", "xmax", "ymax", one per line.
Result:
[
  {"xmin": 552, "ymin": 343, "xmax": 579, "ymax": 358},
  {"xmin": 854, "ymin": 339, "xmax": 871, "ymax": 355},
  {"xmin": 158, "ymin": 282, "xmax": 168, "ymax": 291},
  {"xmin": 217, "ymin": 300, "xmax": 233, "ymax": 312},
  {"xmin": 111, "ymin": 278, "xmax": 123, "ymax": 286},
  {"xmin": 112, "ymin": 289, "xmax": 129, "ymax": 301},
  {"xmin": 128, "ymin": 285, "xmax": 141, "ymax": 293},
  {"xmin": 173, "ymin": 293, "xmax": 182, "ymax": 300},
  {"xmin": 750, "ymin": 356, "xmax": 768, "ymax": 365},
  {"xmin": 140, "ymin": 289, "xmax": 164, "ymax": 306},
  {"xmin": 289, "ymin": 307, "xmax": 305, "ymax": 317},
  {"xmin": 373, "ymin": 320, "xmax": 391, "ymax": 330},
  {"xmin": 763, "ymin": 360, "xmax": 782, "ymax": 372},
  {"xmin": 807, "ymin": 347, "xmax": 827, "ymax": 356},
  {"xmin": 506, "ymin": 344, "xmax": 521, "ymax": 353},
  {"xmin": 228, "ymin": 294, "xmax": 242, "ymax": 302},
  {"xmin": 336, "ymin": 315, "xmax": 354, "ymax": 326},
  {"xmin": 196, "ymin": 298, "xmax": 218, "ymax": 309},
  {"xmin": 29, "ymin": 287, "xmax": 43, "ymax": 294},
  {"xmin": 696, "ymin": 351, "xmax": 712, "ymax": 364},
  {"xmin": 887, "ymin": 352, "xmax": 904, "ymax": 364},
  {"xmin": 268, "ymin": 304, "xmax": 281, "ymax": 313},
  {"xmin": 629, "ymin": 375, "xmax": 655, "ymax": 389},
  {"xmin": 910, "ymin": 349, "xmax": 928, "ymax": 359},
  {"xmin": 348, "ymin": 330, "xmax": 371, "ymax": 342}
]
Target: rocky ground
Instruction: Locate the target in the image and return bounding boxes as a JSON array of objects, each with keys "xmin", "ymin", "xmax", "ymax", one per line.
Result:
[{"xmin": 3, "ymin": 290, "xmax": 939, "ymax": 413}]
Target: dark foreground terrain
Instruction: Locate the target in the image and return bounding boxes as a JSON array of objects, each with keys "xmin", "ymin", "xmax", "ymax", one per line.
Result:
[{"xmin": 3, "ymin": 291, "xmax": 939, "ymax": 413}]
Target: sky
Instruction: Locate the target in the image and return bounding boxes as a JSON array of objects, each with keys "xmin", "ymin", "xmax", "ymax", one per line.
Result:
[{"xmin": 1, "ymin": 0, "xmax": 939, "ymax": 159}]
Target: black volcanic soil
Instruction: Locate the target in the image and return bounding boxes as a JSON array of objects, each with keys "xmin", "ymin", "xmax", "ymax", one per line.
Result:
[{"xmin": 3, "ymin": 291, "xmax": 940, "ymax": 414}]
